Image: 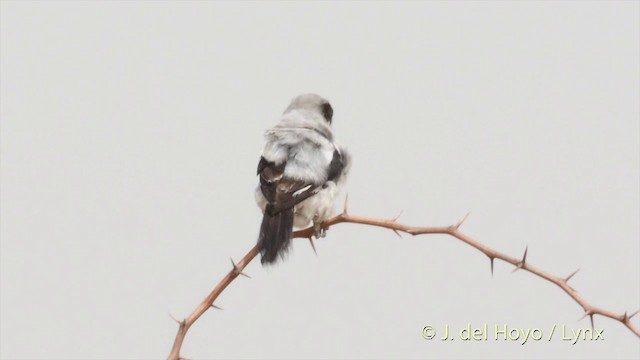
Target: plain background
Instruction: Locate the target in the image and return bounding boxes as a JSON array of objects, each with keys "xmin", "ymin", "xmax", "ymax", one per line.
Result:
[{"xmin": 1, "ymin": 1, "xmax": 639, "ymax": 359}]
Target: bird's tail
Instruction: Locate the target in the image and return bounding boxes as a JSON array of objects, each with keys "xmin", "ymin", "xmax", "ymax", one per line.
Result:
[{"xmin": 258, "ymin": 205, "xmax": 294, "ymax": 264}]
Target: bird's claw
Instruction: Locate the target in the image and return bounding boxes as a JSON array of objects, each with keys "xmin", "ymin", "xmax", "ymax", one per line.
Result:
[{"xmin": 313, "ymin": 221, "xmax": 326, "ymax": 239}]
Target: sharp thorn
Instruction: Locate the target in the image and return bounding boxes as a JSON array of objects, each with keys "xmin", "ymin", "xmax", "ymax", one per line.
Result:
[
  {"xmin": 169, "ymin": 314, "xmax": 183, "ymax": 324},
  {"xmin": 342, "ymin": 193, "xmax": 349, "ymax": 215},
  {"xmin": 392, "ymin": 228, "xmax": 403, "ymax": 238},
  {"xmin": 510, "ymin": 247, "xmax": 528, "ymax": 273},
  {"xmin": 490, "ymin": 257, "xmax": 494, "ymax": 277},
  {"xmin": 622, "ymin": 311, "xmax": 628, "ymax": 322},
  {"xmin": 454, "ymin": 212, "xmax": 470, "ymax": 229},
  {"xmin": 391, "ymin": 210, "xmax": 404, "ymax": 222},
  {"xmin": 578, "ymin": 311, "xmax": 590, "ymax": 321},
  {"xmin": 589, "ymin": 314, "xmax": 594, "ymax": 330},
  {"xmin": 211, "ymin": 304, "xmax": 223, "ymax": 310},
  {"xmin": 308, "ymin": 238, "xmax": 318, "ymax": 255},
  {"xmin": 565, "ymin": 268, "xmax": 580, "ymax": 282},
  {"xmin": 629, "ymin": 310, "xmax": 640, "ymax": 319},
  {"xmin": 230, "ymin": 258, "xmax": 251, "ymax": 278}
]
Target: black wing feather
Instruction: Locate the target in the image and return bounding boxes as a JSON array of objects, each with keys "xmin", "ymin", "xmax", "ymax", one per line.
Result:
[
  {"xmin": 258, "ymin": 156, "xmax": 318, "ymax": 214},
  {"xmin": 326, "ymin": 150, "xmax": 344, "ymax": 182},
  {"xmin": 257, "ymin": 156, "xmax": 319, "ymax": 264}
]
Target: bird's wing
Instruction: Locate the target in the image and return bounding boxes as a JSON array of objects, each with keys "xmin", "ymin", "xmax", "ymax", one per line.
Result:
[
  {"xmin": 257, "ymin": 157, "xmax": 320, "ymax": 215},
  {"xmin": 326, "ymin": 148, "xmax": 346, "ymax": 182}
]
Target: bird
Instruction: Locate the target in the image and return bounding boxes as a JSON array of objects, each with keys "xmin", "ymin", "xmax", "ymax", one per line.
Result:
[{"xmin": 255, "ymin": 94, "xmax": 351, "ymax": 264}]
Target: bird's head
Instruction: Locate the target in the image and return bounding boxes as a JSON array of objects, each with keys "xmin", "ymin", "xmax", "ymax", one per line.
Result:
[{"xmin": 284, "ymin": 93, "xmax": 333, "ymax": 125}]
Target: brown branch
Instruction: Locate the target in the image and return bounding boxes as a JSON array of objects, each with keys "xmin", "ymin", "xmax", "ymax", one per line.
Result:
[
  {"xmin": 167, "ymin": 211, "xmax": 640, "ymax": 359},
  {"xmin": 167, "ymin": 245, "xmax": 259, "ymax": 360}
]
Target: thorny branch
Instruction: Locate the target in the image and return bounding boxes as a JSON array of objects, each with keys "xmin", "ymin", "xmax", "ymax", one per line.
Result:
[{"xmin": 167, "ymin": 202, "xmax": 640, "ymax": 360}]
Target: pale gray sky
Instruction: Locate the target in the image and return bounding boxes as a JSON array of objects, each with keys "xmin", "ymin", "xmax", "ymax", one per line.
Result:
[{"xmin": 1, "ymin": 1, "xmax": 639, "ymax": 359}]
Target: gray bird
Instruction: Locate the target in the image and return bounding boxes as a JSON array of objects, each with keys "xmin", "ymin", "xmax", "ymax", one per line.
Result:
[{"xmin": 255, "ymin": 94, "xmax": 351, "ymax": 264}]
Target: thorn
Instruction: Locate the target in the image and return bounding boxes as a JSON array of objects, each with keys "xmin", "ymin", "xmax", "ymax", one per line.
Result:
[
  {"xmin": 578, "ymin": 310, "xmax": 591, "ymax": 321},
  {"xmin": 454, "ymin": 212, "xmax": 470, "ymax": 229},
  {"xmin": 512, "ymin": 246, "xmax": 528, "ymax": 273},
  {"xmin": 308, "ymin": 237, "xmax": 318, "ymax": 255},
  {"xmin": 565, "ymin": 268, "xmax": 580, "ymax": 282},
  {"xmin": 490, "ymin": 257, "xmax": 494, "ymax": 277},
  {"xmin": 342, "ymin": 193, "xmax": 349, "ymax": 215},
  {"xmin": 622, "ymin": 311, "xmax": 628, "ymax": 322},
  {"xmin": 578, "ymin": 309, "xmax": 595, "ymax": 329},
  {"xmin": 628, "ymin": 310, "xmax": 640, "ymax": 320},
  {"xmin": 230, "ymin": 258, "xmax": 251, "ymax": 278},
  {"xmin": 211, "ymin": 304, "xmax": 223, "ymax": 310},
  {"xmin": 392, "ymin": 228, "xmax": 403, "ymax": 238},
  {"xmin": 391, "ymin": 210, "xmax": 404, "ymax": 222},
  {"xmin": 169, "ymin": 314, "xmax": 183, "ymax": 325}
]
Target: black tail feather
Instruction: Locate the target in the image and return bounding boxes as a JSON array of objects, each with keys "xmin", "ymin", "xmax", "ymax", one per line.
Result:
[{"xmin": 258, "ymin": 205, "xmax": 294, "ymax": 264}]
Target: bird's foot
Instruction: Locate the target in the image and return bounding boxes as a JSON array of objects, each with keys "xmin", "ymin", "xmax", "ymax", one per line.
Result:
[{"xmin": 313, "ymin": 220, "xmax": 326, "ymax": 239}]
